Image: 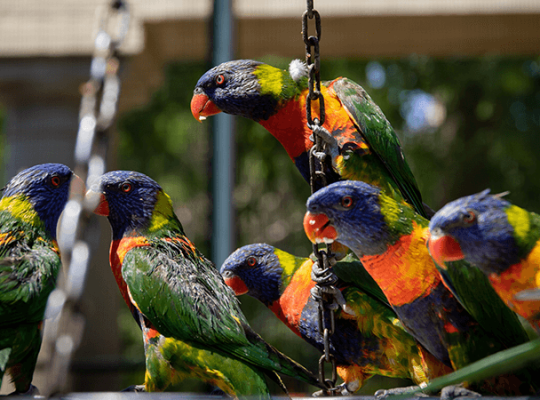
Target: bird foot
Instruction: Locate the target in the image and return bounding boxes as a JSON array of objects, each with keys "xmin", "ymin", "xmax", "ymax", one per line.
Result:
[
  {"xmin": 309, "ymin": 125, "xmax": 340, "ymax": 166},
  {"xmin": 312, "ymin": 382, "xmax": 354, "ymax": 397},
  {"xmin": 310, "ymin": 284, "xmax": 356, "ymax": 317},
  {"xmin": 375, "ymin": 385, "xmax": 428, "ymax": 399},
  {"xmin": 9, "ymin": 384, "xmax": 40, "ymax": 396},
  {"xmin": 514, "ymin": 288, "xmax": 540, "ymax": 301},
  {"xmin": 310, "ymin": 260, "xmax": 337, "ymax": 285},
  {"xmin": 121, "ymin": 384, "xmax": 145, "ymax": 392},
  {"xmin": 209, "ymin": 387, "xmax": 227, "ymax": 396},
  {"xmin": 329, "ymin": 287, "xmax": 357, "ymax": 317},
  {"xmin": 440, "ymin": 385, "xmax": 481, "ymax": 400}
]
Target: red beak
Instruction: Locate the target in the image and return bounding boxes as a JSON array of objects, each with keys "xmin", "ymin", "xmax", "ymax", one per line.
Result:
[
  {"xmin": 428, "ymin": 234, "xmax": 464, "ymax": 267},
  {"xmin": 303, "ymin": 211, "xmax": 338, "ymax": 244},
  {"xmin": 190, "ymin": 93, "xmax": 222, "ymax": 122},
  {"xmin": 223, "ymin": 275, "xmax": 249, "ymax": 296},
  {"xmin": 94, "ymin": 193, "xmax": 110, "ymax": 216}
]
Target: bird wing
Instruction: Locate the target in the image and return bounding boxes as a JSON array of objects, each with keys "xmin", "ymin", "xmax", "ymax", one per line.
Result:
[
  {"xmin": 121, "ymin": 243, "xmax": 249, "ymax": 348},
  {"xmin": 331, "ymin": 78, "xmax": 427, "ymax": 218},
  {"xmin": 0, "ymin": 232, "xmax": 60, "ymax": 328},
  {"xmin": 122, "ymin": 241, "xmax": 323, "ymax": 383},
  {"xmin": 440, "ymin": 260, "xmax": 531, "ymax": 348}
]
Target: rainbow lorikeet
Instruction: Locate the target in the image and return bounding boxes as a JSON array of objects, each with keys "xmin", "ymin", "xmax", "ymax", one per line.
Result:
[
  {"xmin": 92, "ymin": 170, "xmax": 324, "ymax": 398},
  {"xmin": 220, "ymin": 243, "xmax": 452, "ymax": 394},
  {"xmin": 191, "ymin": 59, "xmax": 429, "ymax": 217},
  {"xmin": 136, "ymin": 313, "xmax": 281, "ymax": 394},
  {"xmin": 303, "ymin": 180, "xmax": 537, "ymax": 395},
  {"xmin": 428, "ymin": 189, "xmax": 540, "ymax": 332},
  {"xmin": 0, "ymin": 163, "xmax": 73, "ymax": 394}
]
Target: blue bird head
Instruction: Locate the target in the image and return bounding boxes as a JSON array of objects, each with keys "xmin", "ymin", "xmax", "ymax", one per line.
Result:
[
  {"xmin": 220, "ymin": 243, "xmax": 283, "ymax": 306},
  {"xmin": 428, "ymin": 189, "xmax": 519, "ymax": 274},
  {"xmin": 1, "ymin": 163, "xmax": 73, "ymax": 239},
  {"xmin": 192, "ymin": 59, "xmax": 288, "ymax": 122},
  {"xmin": 304, "ymin": 180, "xmax": 392, "ymax": 257},
  {"xmin": 93, "ymin": 170, "xmax": 176, "ymax": 240}
]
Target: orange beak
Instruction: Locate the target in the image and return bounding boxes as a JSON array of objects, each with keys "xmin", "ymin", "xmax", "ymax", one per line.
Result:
[
  {"xmin": 303, "ymin": 211, "xmax": 338, "ymax": 244},
  {"xmin": 223, "ymin": 275, "xmax": 249, "ymax": 296},
  {"xmin": 93, "ymin": 193, "xmax": 110, "ymax": 216},
  {"xmin": 428, "ymin": 234, "xmax": 464, "ymax": 267},
  {"xmin": 190, "ymin": 93, "xmax": 222, "ymax": 122}
]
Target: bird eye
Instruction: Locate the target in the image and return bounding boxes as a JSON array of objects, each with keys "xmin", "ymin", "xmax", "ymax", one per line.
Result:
[
  {"xmin": 246, "ymin": 257, "xmax": 257, "ymax": 267},
  {"xmin": 216, "ymin": 74, "xmax": 226, "ymax": 86},
  {"xmin": 341, "ymin": 196, "xmax": 353, "ymax": 208},
  {"xmin": 121, "ymin": 183, "xmax": 132, "ymax": 193},
  {"xmin": 50, "ymin": 176, "xmax": 61, "ymax": 187},
  {"xmin": 463, "ymin": 210, "xmax": 476, "ymax": 224}
]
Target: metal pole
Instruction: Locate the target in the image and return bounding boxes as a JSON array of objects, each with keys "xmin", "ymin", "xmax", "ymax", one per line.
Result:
[{"xmin": 211, "ymin": 0, "xmax": 235, "ymax": 266}]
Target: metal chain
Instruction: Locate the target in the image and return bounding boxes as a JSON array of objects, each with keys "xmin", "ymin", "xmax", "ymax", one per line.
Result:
[
  {"xmin": 41, "ymin": 1, "xmax": 129, "ymax": 395},
  {"xmin": 302, "ymin": 0, "xmax": 339, "ymax": 395}
]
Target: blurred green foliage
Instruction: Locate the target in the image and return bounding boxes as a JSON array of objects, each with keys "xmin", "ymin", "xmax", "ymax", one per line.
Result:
[{"xmin": 116, "ymin": 54, "xmax": 540, "ymax": 394}]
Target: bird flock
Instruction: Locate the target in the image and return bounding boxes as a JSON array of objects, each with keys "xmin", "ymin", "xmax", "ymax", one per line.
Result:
[{"xmin": 1, "ymin": 58, "xmax": 539, "ymax": 398}]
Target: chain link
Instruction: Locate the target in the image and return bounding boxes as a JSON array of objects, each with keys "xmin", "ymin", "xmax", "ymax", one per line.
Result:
[
  {"xmin": 302, "ymin": 0, "xmax": 339, "ymax": 395},
  {"xmin": 40, "ymin": 1, "xmax": 129, "ymax": 395}
]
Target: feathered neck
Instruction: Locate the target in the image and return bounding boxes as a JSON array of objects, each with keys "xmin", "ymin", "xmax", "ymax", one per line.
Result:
[
  {"xmin": 111, "ymin": 191, "xmax": 183, "ymax": 241},
  {"xmin": 379, "ymin": 194, "xmax": 428, "ymax": 240},
  {"xmin": 254, "ymin": 61, "xmax": 307, "ymax": 104},
  {"xmin": 274, "ymin": 248, "xmax": 307, "ymax": 289},
  {"xmin": 0, "ymin": 194, "xmax": 52, "ymax": 238}
]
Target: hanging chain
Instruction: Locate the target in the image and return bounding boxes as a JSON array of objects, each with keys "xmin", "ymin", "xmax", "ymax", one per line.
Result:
[
  {"xmin": 41, "ymin": 1, "xmax": 129, "ymax": 395},
  {"xmin": 303, "ymin": 0, "xmax": 339, "ymax": 395}
]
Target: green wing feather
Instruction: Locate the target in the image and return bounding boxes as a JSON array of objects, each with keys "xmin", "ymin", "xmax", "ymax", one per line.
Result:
[
  {"xmin": 331, "ymin": 78, "xmax": 427, "ymax": 218},
  {"xmin": 0, "ymin": 214, "xmax": 61, "ymax": 327},
  {"xmin": 122, "ymin": 245, "xmax": 249, "ymax": 347},
  {"xmin": 440, "ymin": 261, "xmax": 531, "ymax": 348},
  {"xmin": 0, "ymin": 211, "xmax": 60, "ymax": 390},
  {"xmin": 139, "ymin": 314, "xmax": 273, "ymax": 397},
  {"xmin": 122, "ymin": 241, "xmax": 323, "ymax": 388}
]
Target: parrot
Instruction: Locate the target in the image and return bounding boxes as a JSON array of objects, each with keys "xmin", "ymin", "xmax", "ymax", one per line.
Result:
[
  {"xmin": 92, "ymin": 170, "xmax": 324, "ymax": 398},
  {"xmin": 0, "ymin": 163, "xmax": 73, "ymax": 394},
  {"xmin": 220, "ymin": 243, "xmax": 453, "ymax": 394},
  {"xmin": 428, "ymin": 189, "xmax": 540, "ymax": 333},
  {"xmin": 302, "ymin": 180, "xmax": 537, "ymax": 396},
  {"xmin": 191, "ymin": 59, "xmax": 430, "ymax": 218}
]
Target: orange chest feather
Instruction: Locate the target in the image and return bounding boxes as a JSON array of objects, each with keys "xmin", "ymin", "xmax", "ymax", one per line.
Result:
[
  {"xmin": 270, "ymin": 259, "xmax": 316, "ymax": 336},
  {"xmin": 259, "ymin": 84, "xmax": 365, "ymax": 160},
  {"xmin": 109, "ymin": 237, "xmax": 150, "ymax": 307},
  {"xmin": 360, "ymin": 230, "xmax": 441, "ymax": 307},
  {"xmin": 489, "ymin": 243, "xmax": 540, "ymax": 322}
]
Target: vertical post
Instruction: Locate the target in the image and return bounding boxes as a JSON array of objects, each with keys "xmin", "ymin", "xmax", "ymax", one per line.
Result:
[{"xmin": 211, "ymin": 0, "xmax": 235, "ymax": 266}]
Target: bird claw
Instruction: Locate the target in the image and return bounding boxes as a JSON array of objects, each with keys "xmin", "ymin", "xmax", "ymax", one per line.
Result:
[
  {"xmin": 310, "ymin": 284, "xmax": 356, "ymax": 317},
  {"xmin": 312, "ymin": 382, "xmax": 353, "ymax": 397},
  {"xmin": 121, "ymin": 384, "xmax": 145, "ymax": 392},
  {"xmin": 440, "ymin": 385, "xmax": 481, "ymax": 400},
  {"xmin": 514, "ymin": 288, "xmax": 540, "ymax": 301},
  {"xmin": 374, "ymin": 385, "xmax": 428, "ymax": 399},
  {"xmin": 9, "ymin": 384, "xmax": 40, "ymax": 396},
  {"xmin": 326, "ymin": 286, "xmax": 356, "ymax": 317},
  {"xmin": 312, "ymin": 126, "xmax": 339, "ymax": 152},
  {"xmin": 310, "ymin": 261, "xmax": 337, "ymax": 285},
  {"xmin": 309, "ymin": 126, "xmax": 340, "ymax": 167}
]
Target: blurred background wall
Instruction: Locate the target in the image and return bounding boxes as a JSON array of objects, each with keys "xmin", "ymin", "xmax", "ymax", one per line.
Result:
[{"xmin": 1, "ymin": 0, "xmax": 540, "ymax": 394}]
